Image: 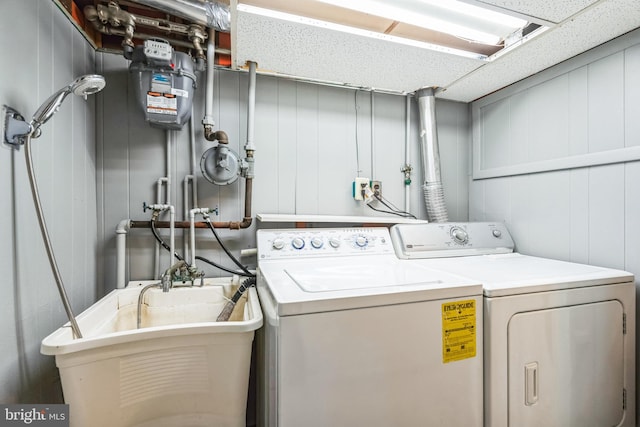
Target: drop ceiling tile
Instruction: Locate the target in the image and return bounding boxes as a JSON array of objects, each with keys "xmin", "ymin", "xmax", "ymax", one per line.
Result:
[
  {"xmin": 235, "ymin": 10, "xmax": 483, "ymax": 93},
  {"xmin": 443, "ymin": 0, "xmax": 640, "ymax": 102},
  {"xmin": 472, "ymin": 0, "xmax": 600, "ymax": 24}
]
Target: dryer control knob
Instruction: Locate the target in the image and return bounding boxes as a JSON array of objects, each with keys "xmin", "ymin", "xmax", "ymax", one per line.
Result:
[
  {"xmin": 451, "ymin": 227, "xmax": 469, "ymax": 244},
  {"xmin": 492, "ymin": 229, "xmax": 502, "ymax": 238},
  {"xmin": 291, "ymin": 237, "xmax": 305, "ymax": 250},
  {"xmin": 311, "ymin": 237, "xmax": 324, "ymax": 249},
  {"xmin": 329, "ymin": 237, "xmax": 341, "ymax": 248},
  {"xmin": 272, "ymin": 238, "xmax": 285, "ymax": 250}
]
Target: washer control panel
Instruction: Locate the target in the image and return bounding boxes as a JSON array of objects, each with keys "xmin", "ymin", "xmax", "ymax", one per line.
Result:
[
  {"xmin": 257, "ymin": 227, "xmax": 393, "ymax": 260},
  {"xmin": 390, "ymin": 222, "xmax": 515, "ymax": 259}
]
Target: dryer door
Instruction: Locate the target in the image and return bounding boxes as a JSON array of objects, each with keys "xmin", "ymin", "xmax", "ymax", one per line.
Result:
[{"xmin": 507, "ymin": 300, "xmax": 624, "ymax": 427}]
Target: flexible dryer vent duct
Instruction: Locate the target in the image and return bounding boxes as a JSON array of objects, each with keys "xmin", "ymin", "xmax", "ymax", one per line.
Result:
[
  {"xmin": 128, "ymin": 0, "xmax": 231, "ymax": 31},
  {"xmin": 417, "ymin": 87, "xmax": 448, "ymax": 222}
]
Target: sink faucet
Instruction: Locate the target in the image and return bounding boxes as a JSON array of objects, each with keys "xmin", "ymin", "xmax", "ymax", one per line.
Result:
[
  {"xmin": 160, "ymin": 260, "xmax": 205, "ymax": 292},
  {"xmin": 161, "ymin": 260, "xmax": 187, "ymax": 292}
]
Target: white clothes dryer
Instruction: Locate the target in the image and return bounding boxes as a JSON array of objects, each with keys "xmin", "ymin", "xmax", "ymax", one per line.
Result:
[
  {"xmin": 256, "ymin": 227, "xmax": 484, "ymax": 427},
  {"xmin": 390, "ymin": 222, "xmax": 636, "ymax": 427}
]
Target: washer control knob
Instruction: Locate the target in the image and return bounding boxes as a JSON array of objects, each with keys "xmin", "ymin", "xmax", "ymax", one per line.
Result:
[
  {"xmin": 291, "ymin": 237, "xmax": 305, "ymax": 250},
  {"xmin": 272, "ymin": 238, "xmax": 285, "ymax": 250},
  {"xmin": 355, "ymin": 235, "xmax": 368, "ymax": 247},
  {"xmin": 492, "ymin": 229, "xmax": 502, "ymax": 238},
  {"xmin": 310, "ymin": 237, "xmax": 324, "ymax": 249},
  {"xmin": 329, "ymin": 237, "xmax": 341, "ymax": 248},
  {"xmin": 451, "ymin": 227, "xmax": 469, "ymax": 244}
]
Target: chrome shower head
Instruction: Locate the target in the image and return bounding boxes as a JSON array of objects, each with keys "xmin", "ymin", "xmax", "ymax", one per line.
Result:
[
  {"xmin": 30, "ymin": 74, "xmax": 106, "ymax": 137},
  {"xmin": 2, "ymin": 74, "xmax": 105, "ymax": 149},
  {"xmin": 70, "ymin": 74, "xmax": 106, "ymax": 97}
]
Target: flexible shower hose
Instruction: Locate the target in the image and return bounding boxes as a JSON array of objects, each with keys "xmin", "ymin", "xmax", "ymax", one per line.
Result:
[{"xmin": 25, "ymin": 135, "xmax": 82, "ymax": 338}]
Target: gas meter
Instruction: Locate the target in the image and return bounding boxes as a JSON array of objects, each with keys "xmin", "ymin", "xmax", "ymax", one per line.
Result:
[{"xmin": 129, "ymin": 39, "xmax": 196, "ymax": 130}]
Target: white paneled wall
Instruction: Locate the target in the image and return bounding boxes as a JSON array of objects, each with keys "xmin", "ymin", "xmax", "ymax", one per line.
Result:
[
  {"xmin": 471, "ymin": 28, "xmax": 640, "ymax": 265},
  {"xmin": 0, "ymin": 0, "xmax": 99, "ymax": 403},
  {"xmin": 470, "ymin": 27, "xmax": 640, "ymax": 411},
  {"xmin": 96, "ymin": 52, "xmax": 471, "ymax": 290}
]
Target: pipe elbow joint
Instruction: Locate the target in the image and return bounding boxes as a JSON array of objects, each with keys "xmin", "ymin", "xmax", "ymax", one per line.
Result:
[
  {"xmin": 203, "ymin": 124, "xmax": 214, "ymax": 140},
  {"xmin": 227, "ymin": 217, "xmax": 252, "ymax": 230},
  {"xmin": 240, "ymin": 217, "xmax": 253, "ymax": 229},
  {"xmin": 214, "ymin": 130, "xmax": 229, "ymax": 144},
  {"xmin": 116, "ymin": 219, "xmax": 131, "ymax": 234},
  {"xmin": 84, "ymin": 5, "xmax": 98, "ymax": 23},
  {"xmin": 204, "ymin": 128, "xmax": 229, "ymax": 144}
]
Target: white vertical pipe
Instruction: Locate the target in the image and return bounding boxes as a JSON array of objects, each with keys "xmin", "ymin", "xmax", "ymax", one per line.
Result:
[
  {"xmin": 245, "ymin": 61, "xmax": 257, "ymax": 151},
  {"xmin": 405, "ymin": 94, "xmax": 411, "ymax": 213},
  {"xmin": 155, "ymin": 131, "xmax": 173, "ymax": 279},
  {"xmin": 190, "ymin": 209, "xmax": 197, "ymax": 266},
  {"xmin": 169, "ymin": 205, "xmax": 175, "ymax": 269},
  {"xmin": 203, "ymin": 28, "xmax": 216, "ymax": 129},
  {"xmin": 370, "ymin": 90, "xmax": 375, "ymax": 179},
  {"xmin": 166, "ymin": 130, "xmax": 172, "ymax": 207},
  {"xmin": 183, "ymin": 177, "xmax": 191, "ymax": 260},
  {"xmin": 147, "ymin": 203, "xmax": 174, "ymax": 277},
  {"xmin": 189, "ymin": 208, "xmax": 200, "ymax": 267},
  {"xmin": 115, "ymin": 220, "xmax": 131, "ymax": 289},
  {"xmin": 190, "ymin": 105, "xmax": 199, "ymax": 206},
  {"xmin": 189, "ymin": 207, "xmax": 214, "ymax": 267},
  {"xmin": 154, "ymin": 178, "xmax": 165, "ymax": 279},
  {"xmin": 183, "ymin": 106, "xmax": 199, "ymax": 260}
]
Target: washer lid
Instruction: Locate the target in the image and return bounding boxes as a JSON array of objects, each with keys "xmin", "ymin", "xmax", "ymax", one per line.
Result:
[
  {"xmin": 412, "ymin": 253, "xmax": 634, "ymax": 297},
  {"xmin": 284, "ymin": 258, "xmax": 442, "ymax": 292},
  {"xmin": 259, "ymin": 255, "xmax": 482, "ymax": 316}
]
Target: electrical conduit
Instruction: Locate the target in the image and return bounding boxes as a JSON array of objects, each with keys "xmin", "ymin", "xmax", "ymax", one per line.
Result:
[{"xmin": 404, "ymin": 93, "xmax": 411, "ymax": 213}]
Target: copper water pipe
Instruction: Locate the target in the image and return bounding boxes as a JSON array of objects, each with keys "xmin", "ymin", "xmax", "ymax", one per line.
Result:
[
  {"xmin": 131, "ymin": 168, "xmax": 253, "ymax": 230},
  {"xmin": 130, "ymin": 217, "xmax": 252, "ymax": 230}
]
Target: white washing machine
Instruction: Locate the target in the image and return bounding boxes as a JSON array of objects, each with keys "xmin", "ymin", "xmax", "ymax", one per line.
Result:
[
  {"xmin": 390, "ymin": 222, "xmax": 636, "ymax": 427},
  {"xmin": 256, "ymin": 227, "xmax": 484, "ymax": 427}
]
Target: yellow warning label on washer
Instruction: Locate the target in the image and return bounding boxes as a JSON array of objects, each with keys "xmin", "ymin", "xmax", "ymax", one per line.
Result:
[{"xmin": 442, "ymin": 299, "xmax": 476, "ymax": 363}]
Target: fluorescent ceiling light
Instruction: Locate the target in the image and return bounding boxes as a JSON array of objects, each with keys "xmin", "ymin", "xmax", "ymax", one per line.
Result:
[
  {"xmin": 237, "ymin": 4, "xmax": 487, "ymax": 59},
  {"xmin": 316, "ymin": 0, "xmax": 528, "ymax": 45}
]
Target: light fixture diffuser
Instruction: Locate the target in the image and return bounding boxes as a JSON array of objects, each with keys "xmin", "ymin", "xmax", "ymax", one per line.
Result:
[
  {"xmin": 237, "ymin": 4, "xmax": 487, "ymax": 59},
  {"xmin": 315, "ymin": 0, "xmax": 528, "ymax": 45},
  {"xmin": 237, "ymin": 0, "xmax": 543, "ymax": 60}
]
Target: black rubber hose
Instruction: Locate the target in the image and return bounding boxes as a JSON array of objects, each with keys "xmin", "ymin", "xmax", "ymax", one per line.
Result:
[
  {"xmin": 195, "ymin": 255, "xmax": 255, "ymax": 277},
  {"xmin": 216, "ymin": 276, "xmax": 257, "ymax": 322},
  {"xmin": 150, "ymin": 218, "xmax": 184, "ymax": 262},
  {"xmin": 232, "ymin": 276, "xmax": 257, "ymax": 303},
  {"xmin": 204, "ymin": 220, "xmax": 253, "ymax": 276},
  {"xmin": 149, "ymin": 218, "xmax": 255, "ymax": 277}
]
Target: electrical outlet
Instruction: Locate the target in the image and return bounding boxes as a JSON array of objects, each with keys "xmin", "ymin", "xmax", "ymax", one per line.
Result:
[
  {"xmin": 371, "ymin": 180, "xmax": 382, "ymax": 199},
  {"xmin": 353, "ymin": 177, "xmax": 370, "ymax": 201}
]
